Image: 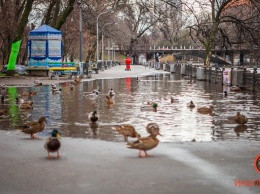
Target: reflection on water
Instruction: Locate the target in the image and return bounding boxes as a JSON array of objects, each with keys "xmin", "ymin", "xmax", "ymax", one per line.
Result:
[{"xmin": 1, "ymin": 73, "xmax": 260, "ymax": 142}]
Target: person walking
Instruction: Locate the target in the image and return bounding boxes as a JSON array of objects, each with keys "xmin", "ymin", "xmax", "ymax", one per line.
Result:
[
  {"xmin": 155, "ymin": 53, "xmax": 160, "ymax": 70},
  {"xmin": 125, "ymin": 54, "xmax": 132, "ymax": 71}
]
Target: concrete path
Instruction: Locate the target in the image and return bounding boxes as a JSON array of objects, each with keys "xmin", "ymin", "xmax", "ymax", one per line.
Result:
[{"xmin": 0, "ymin": 65, "xmax": 260, "ymax": 194}]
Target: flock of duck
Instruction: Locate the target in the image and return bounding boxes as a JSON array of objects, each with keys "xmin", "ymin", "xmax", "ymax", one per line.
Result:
[
  {"xmin": 0, "ymin": 78, "xmax": 249, "ymax": 159},
  {"xmin": 0, "ymin": 78, "xmax": 83, "ymax": 159}
]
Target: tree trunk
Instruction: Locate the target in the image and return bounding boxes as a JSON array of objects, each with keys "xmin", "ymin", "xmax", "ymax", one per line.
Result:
[{"xmin": 6, "ymin": 0, "xmax": 34, "ymax": 76}]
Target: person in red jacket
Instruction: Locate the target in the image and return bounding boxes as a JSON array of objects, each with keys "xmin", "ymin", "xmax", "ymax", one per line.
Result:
[{"xmin": 125, "ymin": 54, "xmax": 131, "ymax": 71}]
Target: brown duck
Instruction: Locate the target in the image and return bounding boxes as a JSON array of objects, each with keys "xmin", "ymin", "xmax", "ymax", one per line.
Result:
[
  {"xmin": 74, "ymin": 77, "xmax": 82, "ymax": 84},
  {"xmin": 233, "ymin": 112, "xmax": 248, "ymax": 125},
  {"xmin": 127, "ymin": 123, "xmax": 161, "ymax": 158},
  {"xmin": 20, "ymin": 116, "xmax": 46, "ymax": 138},
  {"xmin": 44, "ymin": 129, "xmax": 61, "ymax": 158},
  {"xmin": 112, "ymin": 124, "xmax": 140, "ymax": 142},
  {"xmin": 106, "ymin": 95, "xmax": 114, "ymax": 105},
  {"xmin": 197, "ymin": 105, "xmax": 214, "ymax": 114}
]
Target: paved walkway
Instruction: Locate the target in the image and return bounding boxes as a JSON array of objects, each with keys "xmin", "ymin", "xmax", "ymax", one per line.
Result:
[{"xmin": 0, "ymin": 65, "xmax": 259, "ymax": 194}]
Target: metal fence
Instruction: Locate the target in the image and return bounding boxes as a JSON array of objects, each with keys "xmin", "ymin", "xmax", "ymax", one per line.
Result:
[{"xmin": 147, "ymin": 62, "xmax": 260, "ymax": 92}]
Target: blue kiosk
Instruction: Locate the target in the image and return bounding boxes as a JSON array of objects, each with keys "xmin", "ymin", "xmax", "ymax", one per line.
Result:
[{"xmin": 27, "ymin": 24, "xmax": 75, "ymax": 77}]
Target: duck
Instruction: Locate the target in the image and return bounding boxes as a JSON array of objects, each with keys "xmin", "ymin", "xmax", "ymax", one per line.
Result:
[
  {"xmin": 170, "ymin": 96, "xmax": 179, "ymax": 103},
  {"xmin": 52, "ymin": 88, "xmax": 62, "ymax": 94},
  {"xmin": 197, "ymin": 105, "xmax": 214, "ymax": 114},
  {"xmin": 16, "ymin": 97, "xmax": 34, "ymax": 106},
  {"xmin": 112, "ymin": 124, "xmax": 141, "ymax": 142},
  {"xmin": 51, "ymin": 84, "xmax": 57, "ymax": 89},
  {"xmin": 108, "ymin": 88, "xmax": 115, "ymax": 98},
  {"xmin": 19, "ymin": 103, "xmax": 33, "ymax": 109},
  {"xmin": 140, "ymin": 102, "xmax": 158, "ymax": 112},
  {"xmin": 20, "ymin": 116, "xmax": 46, "ymax": 138},
  {"xmin": 44, "ymin": 129, "xmax": 61, "ymax": 159},
  {"xmin": 223, "ymin": 91, "xmax": 228, "ymax": 97},
  {"xmin": 127, "ymin": 123, "xmax": 161, "ymax": 158},
  {"xmin": 20, "ymin": 91, "xmax": 37, "ymax": 96},
  {"xmin": 187, "ymin": 101, "xmax": 195, "ymax": 108},
  {"xmin": 232, "ymin": 112, "xmax": 248, "ymax": 125},
  {"xmin": 74, "ymin": 77, "xmax": 82, "ymax": 84},
  {"xmin": 230, "ymin": 85, "xmax": 241, "ymax": 92},
  {"xmin": 34, "ymin": 80, "xmax": 43, "ymax": 86},
  {"xmin": 106, "ymin": 95, "xmax": 114, "ymax": 105},
  {"xmin": 88, "ymin": 111, "xmax": 99, "ymax": 124},
  {"xmin": 85, "ymin": 90, "xmax": 100, "ymax": 98}
]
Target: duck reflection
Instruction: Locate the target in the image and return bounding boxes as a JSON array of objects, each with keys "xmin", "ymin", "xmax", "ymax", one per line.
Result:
[
  {"xmin": 89, "ymin": 123, "xmax": 99, "ymax": 137},
  {"xmin": 234, "ymin": 125, "xmax": 248, "ymax": 136}
]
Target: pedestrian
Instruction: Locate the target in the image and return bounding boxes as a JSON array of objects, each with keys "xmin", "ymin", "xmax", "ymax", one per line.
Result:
[
  {"xmin": 125, "ymin": 54, "xmax": 131, "ymax": 71},
  {"xmin": 155, "ymin": 53, "xmax": 160, "ymax": 70}
]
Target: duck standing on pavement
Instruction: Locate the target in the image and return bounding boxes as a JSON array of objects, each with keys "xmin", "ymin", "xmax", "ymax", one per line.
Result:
[
  {"xmin": 127, "ymin": 123, "xmax": 161, "ymax": 158},
  {"xmin": 44, "ymin": 129, "xmax": 61, "ymax": 159},
  {"xmin": 20, "ymin": 116, "xmax": 47, "ymax": 138}
]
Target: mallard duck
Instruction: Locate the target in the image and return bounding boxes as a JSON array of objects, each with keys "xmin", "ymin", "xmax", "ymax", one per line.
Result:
[
  {"xmin": 230, "ymin": 85, "xmax": 241, "ymax": 92},
  {"xmin": 127, "ymin": 123, "xmax": 161, "ymax": 158},
  {"xmin": 106, "ymin": 95, "xmax": 114, "ymax": 105},
  {"xmin": 232, "ymin": 112, "xmax": 248, "ymax": 125},
  {"xmin": 112, "ymin": 124, "xmax": 140, "ymax": 142},
  {"xmin": 85, "ymin": 90, "xmax": 100, "ymax": 98},
  {"xmin": 34, "ymin": 80, "xmax": 42, "ymax": 86},
  {"xmin": 197, "ymin": 105, "xmax": 214, "ymax": 114},
  {"xmin": 74, "ymin": 77, "xmax": 82, "ymax": 84},
  {"xmin": 224, "ymin": 91, "xmax": 228, "ymax": 97},
  {"xmin": 140, "ymin": 102, "xmax": 158, "ymax": 112},
  {"xmin": 52, "ymin": 88, "xmax": 62, "ymax": 94},
  {"xmin": 20, "ymin": 116, "xmax": 46, "ymax": 138},
  {"xmin": 44, "ymin": 129, "xmax": 61, "ymax": 158},
  {"xmin": 88, "ymin": 111, "xmax": 99, "ymax": 123},
  {"xmin": 108, "ymin": 88, "xmax": 115, "ymax": 97},
  {"xmin": 187, "ymin": 101, "xmax": 195, "ymax": 108}
]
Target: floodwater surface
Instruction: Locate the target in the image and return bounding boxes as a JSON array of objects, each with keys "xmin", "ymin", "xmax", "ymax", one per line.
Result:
[{"xmin": 1, "ymin": 73, "xmax": 260, "ymax": 142}]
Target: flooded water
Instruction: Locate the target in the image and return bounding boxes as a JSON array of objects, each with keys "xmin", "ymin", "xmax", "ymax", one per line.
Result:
[{"xmin": 1, "ymin": 73, "xmax": 260, "ymax": 142}]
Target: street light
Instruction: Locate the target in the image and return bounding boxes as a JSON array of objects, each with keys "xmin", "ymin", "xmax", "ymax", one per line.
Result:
[
  {"xmin": 96, "ymin": 10, "xmax": 113, "ymax": 65},
  {"xmin": 101, "ymin": 23, "xmax": 112, "ymax": 70},
  {"xmin": 77, "ymin": 0, "xmax": 82, "ymax": 63}
]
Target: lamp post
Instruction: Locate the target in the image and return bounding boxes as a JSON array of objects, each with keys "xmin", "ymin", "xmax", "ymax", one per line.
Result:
[
  {"xmin": 96, "ymin": 10, "xmax": 111, "ymax": 65},
  {"xmin": 101, "ymin": 23, "xmax": 112, "ymax": 70},
  {"xmin": 77, "ymin": 0, "xmax": 82, "ymax": 63}
]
